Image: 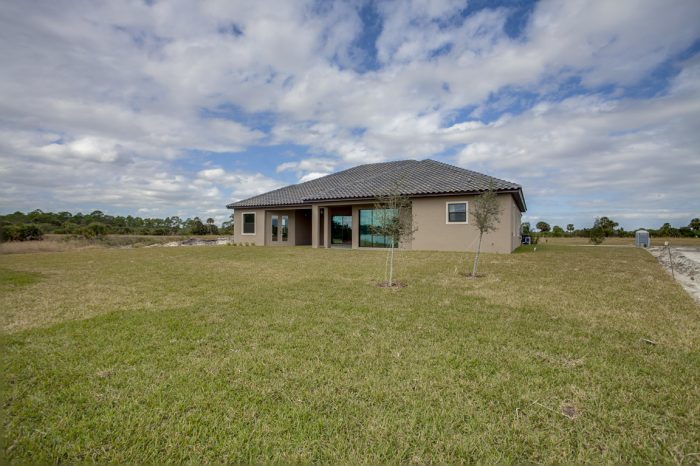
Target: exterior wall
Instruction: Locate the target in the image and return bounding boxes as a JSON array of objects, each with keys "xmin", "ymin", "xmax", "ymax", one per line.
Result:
[
  {"xmin": 235, "ymin": 193, "xmax": 522, "ymax": 253},
  {"xmin": 410, "ymin": 194, "xmax": 518, "ymax": 253},
  {"xmin": 510, "ymin": 196, "xmax": 522, "ymax": 251},
  {"xmin": 233, "ymin": 208, "xmax": 266, "ymax": 245},
  {"xmin": 295, "ymin": 209, "xmax": 312, "ymax": 245}
]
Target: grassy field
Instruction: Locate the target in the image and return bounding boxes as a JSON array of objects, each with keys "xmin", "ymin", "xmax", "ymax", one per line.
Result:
[
  {"xmin": 1, "ymin": 245, "xmax": 698, "ymax": 463},
  {"xmin": 540, "ymin": 236, "xmax": 700, "ymax": 247}
]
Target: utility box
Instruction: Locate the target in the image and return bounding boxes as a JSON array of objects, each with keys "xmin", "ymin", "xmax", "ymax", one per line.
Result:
[{"xmin": 635, "ymin": 230, "xmax": 650, "ymax": 248}]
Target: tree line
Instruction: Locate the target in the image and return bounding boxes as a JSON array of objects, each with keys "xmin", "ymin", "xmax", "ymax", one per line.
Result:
[
  {"xmin": 524, "ymin": 217, "xmax": 700, "ymax": 238},
  {"xmin": 0, "ymin": 210, "xmax": 235, "ymax": 242}
]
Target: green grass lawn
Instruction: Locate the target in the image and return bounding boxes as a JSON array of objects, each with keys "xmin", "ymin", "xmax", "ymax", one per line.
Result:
[{"xmin": 1, "ymin": 245, "xmax": 698, "ymax": 463}]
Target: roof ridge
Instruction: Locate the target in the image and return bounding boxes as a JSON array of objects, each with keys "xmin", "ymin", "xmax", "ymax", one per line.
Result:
[
  {"xmin": 422, "ymin": 159, "xmax": 520, "ymax": 188},
  {"xmin": 307, "ymin": 160, "xmax": 419, "ymax": 199}
]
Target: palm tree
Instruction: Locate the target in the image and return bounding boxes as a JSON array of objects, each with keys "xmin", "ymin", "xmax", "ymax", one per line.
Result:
[{"xmin": 206, "ymin": 218, "xmax": 215, "ymax": 235}]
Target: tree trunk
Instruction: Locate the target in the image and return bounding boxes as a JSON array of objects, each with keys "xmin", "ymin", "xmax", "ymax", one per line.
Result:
[
  {"xmin": 471, "ymin": 232, "xmax": 483, "ymax": 277},
  {"xmin": 384, "ymin": 248, "xmax": 390, "ymax": 284},
  {"xmin": 389, "ymin": 240, "xmax": 395, "ymax": 286}
]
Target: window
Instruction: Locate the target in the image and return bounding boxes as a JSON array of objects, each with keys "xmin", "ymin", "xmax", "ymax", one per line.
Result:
[
  {"xmin": 281, "ymin": 215, "xmax": 288, "ymax": 242},
  {"xmin": 271, "ymin": 215, "xmax": 278, "ymax": 241},
  {"xmin": 242, "ymin": 212, "xmax": 256, "ymax": 234},
  {"xmin": 446, "ymin": 202, "xmax": 467, "ymax": 224},
  {"xmin": 359, "ymin": 208, "xmax": 398, "ymax": 248}
]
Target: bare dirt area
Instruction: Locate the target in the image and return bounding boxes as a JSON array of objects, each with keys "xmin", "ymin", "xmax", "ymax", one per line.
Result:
[
  {"xmin": 649, "ymin": 246, "xmax": 700, "ymax": 304},
  {"xmin": 151, "ymin": 237, "xmax": 234, "ymax": 247}
]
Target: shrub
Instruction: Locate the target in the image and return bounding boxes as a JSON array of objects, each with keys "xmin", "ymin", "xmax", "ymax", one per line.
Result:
[
  {"xmin": 590, "ymin": 226, "xmax": 605, "ymax": 245},
  {"xmin": 0, "ymin": 224, "xmax": 44, "ymax": 242},
  {"xmin": 82, "ymin": 222, "xmax": 108, "ymax": 239}
]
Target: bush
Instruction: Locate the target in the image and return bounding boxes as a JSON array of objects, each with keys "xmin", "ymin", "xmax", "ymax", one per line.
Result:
[
  {"xmin": 590, "ymin": 226, "xmax": 605, "ymax": 245},
  {"xmin": 82, "ymin": 222, "xmax": 108, "ymax": 239},
  {"xmin": 0, "ymin": 224, "xmax": 44, "ymax": 242}
]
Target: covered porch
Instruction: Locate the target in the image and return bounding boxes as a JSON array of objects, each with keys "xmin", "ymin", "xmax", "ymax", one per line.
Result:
[{"xmin": 309, "ymin": 203, "xmax": 395, "ymax": 249}]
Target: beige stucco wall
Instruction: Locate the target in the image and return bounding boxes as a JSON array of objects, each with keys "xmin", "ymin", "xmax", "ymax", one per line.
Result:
[
  {"xmin": 236, "ymin": 193, "xmax": 522, "ymax": 252},
  {"xmin": 233, "ymin": 208, "xmax": 266, "ymax": 245},
  {"xmin": 410, "ymin": 194, "xmax": 518, "ymax": 253},
  {"xmin": 510, "ymin": 196, "xmax": 522, "ymax": 251}
]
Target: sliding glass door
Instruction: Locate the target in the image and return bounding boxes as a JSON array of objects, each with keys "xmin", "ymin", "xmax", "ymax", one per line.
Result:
[
  {"xmin": 359, "ymin": 208, "xmax": 398, "ymax": 248},
  {"xmin": 331, "ymin": 215, "xmax": 352, "ymax": 247}
]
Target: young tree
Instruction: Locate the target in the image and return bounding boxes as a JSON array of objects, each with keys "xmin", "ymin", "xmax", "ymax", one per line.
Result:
[
  {"xmin": 590, "ymin": 218, "xmax": 606, "ymax": 245},
  {"xmin": 371, "ymin": 184, "xmax": 417, "ymax": 287},
  {"xmin": 470, "ymin": 187, "xmax": 502, "ymax": 277},
  {"xmin": 536, "ymin": 221, "xmax": 550, "ymax": 233}
]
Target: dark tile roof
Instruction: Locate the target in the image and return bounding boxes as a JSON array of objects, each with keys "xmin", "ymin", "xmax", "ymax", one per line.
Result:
[{"xmin": 227, "ymin": 159, "xmax": 526, "ymax": 211}]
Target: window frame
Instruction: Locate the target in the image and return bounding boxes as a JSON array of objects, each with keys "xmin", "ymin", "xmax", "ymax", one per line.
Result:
[
  {"xmin": 241, "ymin": 212, "xmax": 256, "ymax": 235},
  {"xmin": 445, "ymin": 201, "xmax": 468, "ymax": 224}
]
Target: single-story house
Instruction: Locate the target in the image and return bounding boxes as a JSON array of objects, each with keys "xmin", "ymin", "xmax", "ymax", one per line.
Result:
[{"xmin": 227, "ymin": 159, "xmax": 526, "ymax": 253}]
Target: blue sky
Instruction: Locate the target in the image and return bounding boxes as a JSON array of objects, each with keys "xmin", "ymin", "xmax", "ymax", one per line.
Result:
[{"xmin": 0, "ymin": 0, "xmax": 699, "ymax": 229}]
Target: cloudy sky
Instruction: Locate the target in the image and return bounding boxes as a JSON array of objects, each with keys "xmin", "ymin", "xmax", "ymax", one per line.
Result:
[{"xmin": 1, "ymin": 0, "xmax": 699, "ymax": 229}]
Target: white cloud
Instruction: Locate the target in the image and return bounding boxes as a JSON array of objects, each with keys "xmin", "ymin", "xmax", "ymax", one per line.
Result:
[
  {"xmin": 298, "ymin": 172, "xmax": 330, "ymax": 183},
  {"xmin": 0, "ymin": 0, "xmax": 698, "ymax": 227}
]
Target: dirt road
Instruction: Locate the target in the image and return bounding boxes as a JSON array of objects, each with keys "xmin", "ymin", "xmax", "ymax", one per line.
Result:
[{"xmin": 649, "ymin": 246, "xmax": 700, "ymax": 304}]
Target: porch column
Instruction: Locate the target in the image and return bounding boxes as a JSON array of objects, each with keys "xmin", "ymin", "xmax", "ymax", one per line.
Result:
[
  {"xmin": 351, "ymin": 205, "xmax": 359, "ymax": 249},
  {"xmin": 311, "ymin": 205, "xmax": 320, "ymax": 248},
  {"xmin": 323, "ymin": 206, "xmax": 331, "ymax": 248}
]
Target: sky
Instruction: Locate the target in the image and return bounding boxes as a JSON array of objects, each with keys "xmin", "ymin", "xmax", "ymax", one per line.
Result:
[{"xmin": 1, "ymin": 0, "xmax": 699, "ymax": 229}]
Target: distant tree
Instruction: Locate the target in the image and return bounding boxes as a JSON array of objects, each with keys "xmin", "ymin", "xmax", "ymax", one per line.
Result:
[
  {"xmin": 689, "ymin": 218, "xmax": 700, "ymax": 231},
  {"xmin": 221, "ymin": 214, "xmax": 235, "ymax": 235},
  {"xmin": 566, "ymin": 224, "xmax": 574, "ymax": 234},
  {"xmin": 596, "ymin": 216, "xmax": 619, "ymax": 237},
  {"xmin": 536, "ymin": 221, "xmax": 550, "ymax": 233},
  {"xmin": 590, "ymin": 218, "xmax": 606, "ymax": 245},
  {"xmin": 169, "ymin": 216, "xmax": 182, "ymax": 234},
  {"xmin": 552, "ymin": 225, "xmax": 565, "ymax": 237},
  {"xmin": 187, "ymin": 218, "xmax": 208, "ymax": 235},
  {"xmin": 658, "ymin": 222, "xmax": 673, "ymax": 236},
  {"xmin": 206, "ymin": 217, "xmax": 215, "ymax": 234},
  {"xmin": 371, "ymin": 182, "xmax": 417, "ymax": 287},
  {"xmin": 470, "ymin": 186, "xmax": 502, "ymax": 278},
  {"xmin": 521, "ymin": 222, "xmax": 531, "ymax": 235}
]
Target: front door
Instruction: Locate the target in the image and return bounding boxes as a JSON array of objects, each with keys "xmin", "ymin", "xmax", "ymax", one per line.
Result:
[{"xmin": 331, "ymin": 215, "xmax": 352, "ymax": 247}]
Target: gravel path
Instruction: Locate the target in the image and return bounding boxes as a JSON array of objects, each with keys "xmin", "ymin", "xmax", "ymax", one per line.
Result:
[{"xmin": 648, "ymin": 246, "xmax": 700, "ymax": 304}]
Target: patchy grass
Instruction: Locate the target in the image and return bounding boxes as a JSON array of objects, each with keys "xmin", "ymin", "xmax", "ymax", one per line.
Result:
[
  {"xmin": 0, "ymin": 234, "xmax": 216, "ymax": 255},
  {"xmin": 0, "ymin": 268, "xmax": 43, "ymax": 289},
  {"xmin": 0, "ymin": 245, "xmax": 698, "ymax": 463},
  {"xmin": 541, "ymin": 236, "xmax": 700, "ymax": 247}
]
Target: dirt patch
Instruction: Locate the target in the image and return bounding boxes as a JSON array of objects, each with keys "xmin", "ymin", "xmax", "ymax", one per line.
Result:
[
  {"xmin": 648, "ymin": 247, "xmax": 700, "ymax": 304},
  {"xmin": 561, "ymin": 404, "xmax": 578, "ymax": 419},
  {"xmin": 377, "ymin": 281, "xmax": 406, "ymax": 289},
  {"xmin": 150, "ymin": 237, "xmax": 234, "ymax": 248}
]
